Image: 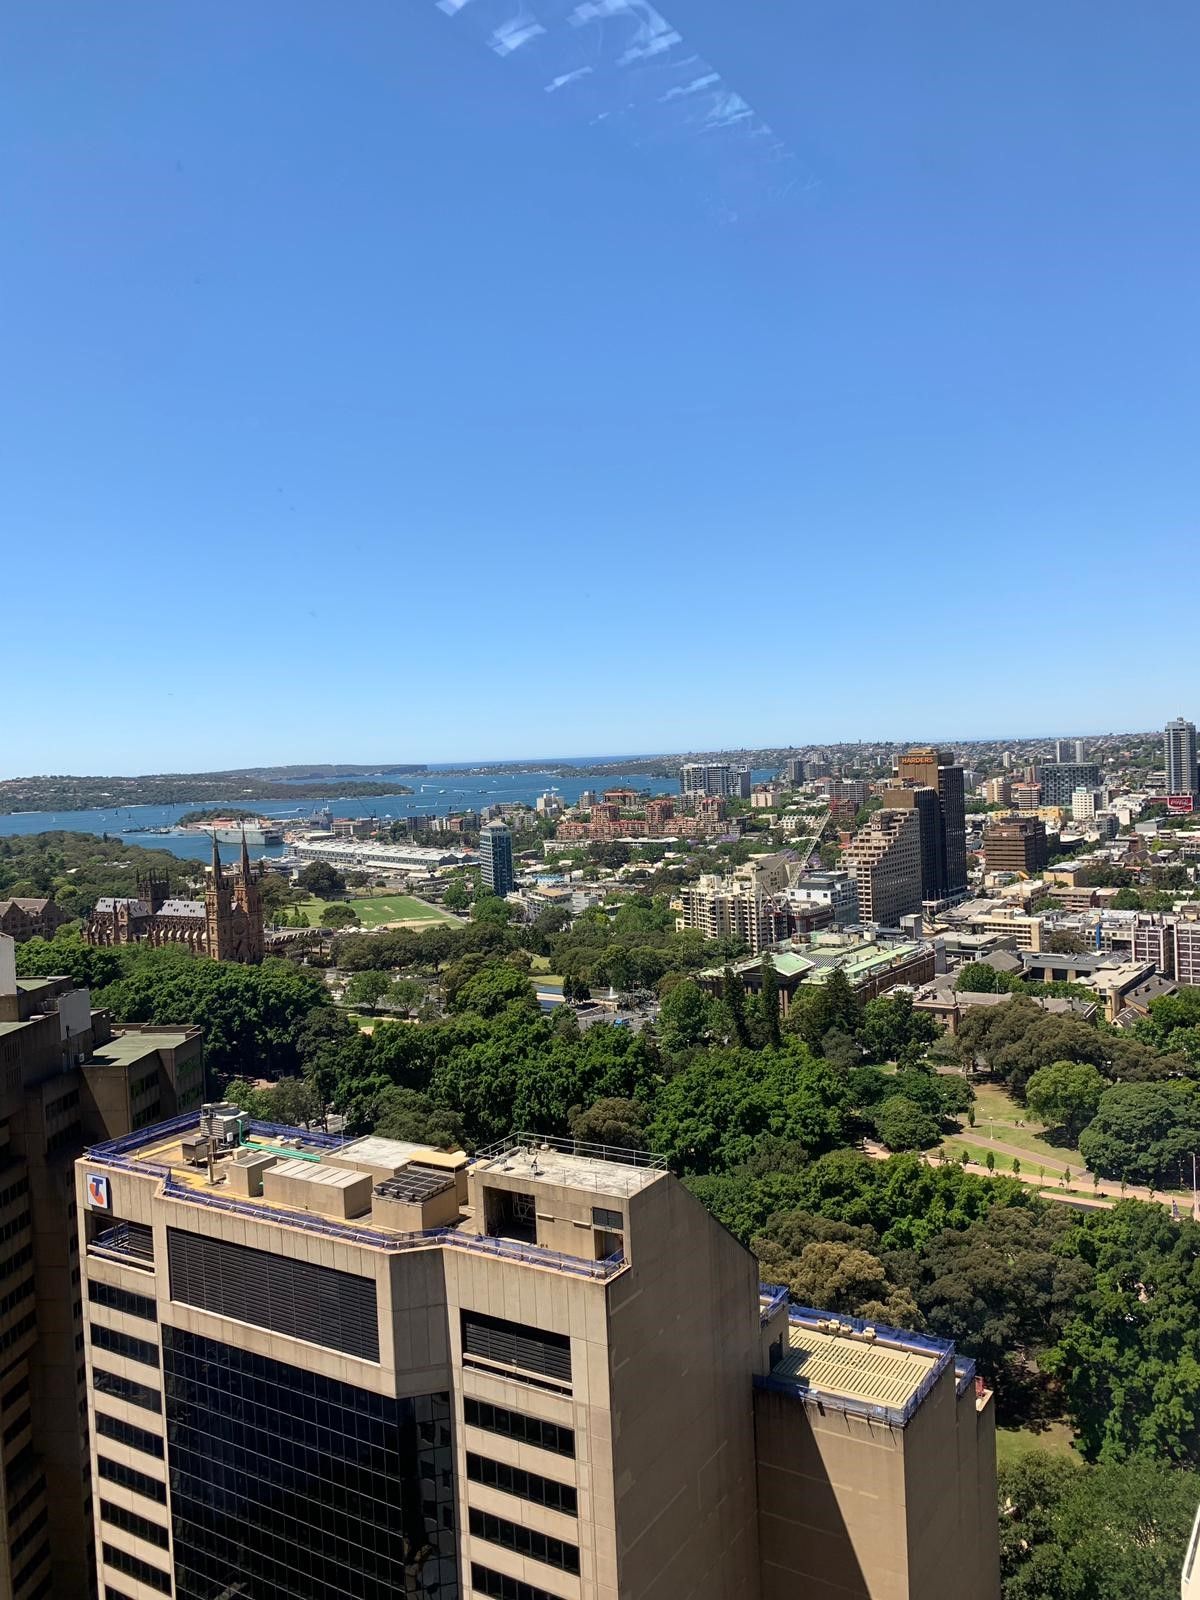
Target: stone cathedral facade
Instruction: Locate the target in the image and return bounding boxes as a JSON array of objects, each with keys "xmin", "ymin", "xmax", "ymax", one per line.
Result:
[{"xmin": 85, "ymin": 834, "xmax": 264, "ymax": 964}]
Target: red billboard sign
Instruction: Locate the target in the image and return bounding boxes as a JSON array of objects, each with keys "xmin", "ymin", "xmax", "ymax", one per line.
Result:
[{"xmin": 1167, "ymin": 794, "xmax": 1195, "ymax": 814}]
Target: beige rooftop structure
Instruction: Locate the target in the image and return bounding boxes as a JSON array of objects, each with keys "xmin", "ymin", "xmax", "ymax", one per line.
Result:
[{"xmin": 76, "ymin": 1113, "xmax": 1000, "ymax": 1600}]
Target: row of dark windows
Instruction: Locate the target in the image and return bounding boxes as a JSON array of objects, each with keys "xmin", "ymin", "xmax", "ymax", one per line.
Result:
[
  {"xmin": 470, "ymin": 1563, "xmax": 565, "ymax": 1600},
  {"xmin": 93, "ymin": 1366, "xmax": 162, "ymax": 1414},
  {"xmin": 5, "ymin": 1438, "xmax": 36, "ymax": 1495},
  {"xmin": 0, "ymin": 1274, "xmax": 34, "ymax": 1318},
  {"xmin": 91, "ymin": 1322, "xmax": 159, "ymax": 1368},
  {"xmin": 0, "ymin": 1242, "xmax": 33, "ymax": 1283},
  {"xmin": 98, "ymin": 1455, "xmax": 167, "ymax": 1505},
  {"xmin": 20, "ymin": 1577, "xmax": 51, "ymax": 1600},
  {"xmin": 466, "ymin": 1452, "xmax": 576, "ymax": 1517},
  {"xmin": 87, "ymin": 1278, "xmax": 157, "ymax": 1322},
  {"xmin": 163, "ymin": 1327, "xmax": 457, "ymax": 1600},
  {"xmin": 462, "ymin": 1399, "xmax": 574, "ymax": 1459},
  {"xmin": 3, "ymin": 1402, "xmax": 30, "ymax": 1446},
  {"xmin": 9, "ymin": 1473, "xmax": 44, "ymax": 1526},
  {"xmin": 0, "ymin": 1175, "xmax": 30, "ymax": 1212},
  {"xmin": 592, "ymin": 1206, "xmax": 623, "ymax": 1231},
  {"xmin": 2, "ymin": 1371, "xmax": 29, "ymax": 1411},
  {"xmin": 102, "ymin": 1542, "xmax": 170, "ymax": 1595},
  {"xmin": 10, "ymin": 1504, "xmax": 47, "ymax": 1561},
  {"xmin": 0, "ymin": 1207, "xmax": 32, "ymax": 1248},
  {"xmin": 95, "ymin": 1410, "xmax": 163, "ymax": 1459},
  {"xmin": 0, "ymin": 1310, "xmax": 36, "ymax": 1356},
  {"xmin": 461, "ymin": 1312, "xmax": 571, "ymax": 1385},
  {"xmin": 168, "ymin": 1229, "xmax": 380, "ymax": 1362},
  {"xmin": 12, "ymin": 1537, "xmax": 50, "ymax": 1595},
  {"xmin": 468, "ymin": 1508, "xmax": 579, "ymax": 1576},
  {"xmin": 46, "ymin": 1087, "xmax": 80, "ymax": 1118},
  {"xmin": 101, "ymin": 1497, "xmax": 170, "ymax": 1550},
  {"xmin": 45, "ymin": 1120, "xmax": 83, "ymax": 1158}
]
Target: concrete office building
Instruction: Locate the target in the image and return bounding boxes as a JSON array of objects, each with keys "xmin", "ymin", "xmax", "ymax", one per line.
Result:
[
  {"xmin": 480, "ymin": 822, "xmax": 515, "ymax": 899},
  {"xmin": 77, "ymin": 1117, "xmax": 999, "ymax": 1600},
  {"xmin": 0, "ymin": 935, "xmax": 203, "ymax": 1600},
  {"xmin": 982, "ymin": 816, "xmax": 1049, "ymax": 877},
  {"xmin": 894, "ymin": 748, "xmax": 967, "ymax": 899},
  {"xmin": 1038, "ymin": 763, "xmax": 1102, "ymax": 810},
  {"xmin": 1166, "ymin": 718, "xmax": 1199, "ymax": 800},
  {"xmin": 789, "ymin": 871, "xmax": 859, "ymax": 927},
  {"xmin": 783, "ymin": 759, "xmax": 806, "ymax": 785},
  {"xmin": 843, "ymin": 809, "xmax": 923, "ymax": 928}
]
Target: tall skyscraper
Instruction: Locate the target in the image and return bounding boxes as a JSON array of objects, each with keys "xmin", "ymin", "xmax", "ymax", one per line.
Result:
[
  {"xmin": 894, "ymin": 748, "xmax": 968, "ymax": 902},
  {"xmin": 1054, "ymin": 739, "xmax": 1070, "ymax": 762},
  {"xmin": 479, "ymin": 821, "xmax": 515, "ymax": 898},
  {"xmin": 77, "ymin": 1117, "xmax": 1000, "ymax": 1600},
  {"xmin": 1165, "ymin": 718, "xmax": 1199, "ymax": 799},
  {"xmin": 0, "ymin": 935, "xmax": 203, "ymax": 1599},
  {"xmin": 843, "ymin": 808, "xmax": 923, "ymax": 926},
  {"xmin": 1073, "ymin": 738, "xmax": 1086, "ymax": 763}
]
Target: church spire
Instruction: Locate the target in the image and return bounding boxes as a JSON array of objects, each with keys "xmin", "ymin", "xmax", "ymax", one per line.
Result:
[
  {"xmin": 240, "ymin": 826, "xmax": 252, "ymax": 883},
  {"xmin": 211, "ymin": 831, "xmax": 222, "ymax": 883}
]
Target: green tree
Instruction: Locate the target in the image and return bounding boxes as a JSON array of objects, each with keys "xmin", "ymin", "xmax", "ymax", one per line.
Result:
[
  {"xmin": 873, "ymin": 1095, "xmax": 941, "ymax": 1152},
  {"xmin": 657, "ymin": 980, "xmax": 714, "ymax": 1055},
  {"xmin": 1078, "ymin": 1081, "xmax": 1200, "ymax": 1187},
  {"xmin": 269, "ymin": 1076, "xmax": 323, "ymax": 1129},
  {"xmin": 319, "ymin": 902, "xmax": 360, "ymax": 929},
  {"xmin": 298, "ymin": 861, "xmax": 347, "ymax": 898},
  {"xmin": 451, "ymin": 962, "xmax": 538, "ymax": 1019},
  {"xmin": 722, "ymin": 966, "xmax": 752, "ymax": 1048},
  {"xmin": 1025, "ymin": 1059, "xmax": 1106, "ymax": 1141},
  {"xmin": 999, "ymin": 1453, "xmax": 1200, "ymax": 1600},
  {"xmin": 956, "ymin": 962, "xmax": 1001, "ymax": 994},
  {"xmin": 568, "ymin": 1097, "xmax": 649, "ymax": 1150},
  {"xmin": 442, "ymin": 878, "xmax": 472, "ymax": 912},
  {"xmin": 471, "ymin": 894, "xmax": 513, "ymax": 927},
  {"xmin": 345, "ymin": 969, "xmax": 392, "ymax": 1013}
]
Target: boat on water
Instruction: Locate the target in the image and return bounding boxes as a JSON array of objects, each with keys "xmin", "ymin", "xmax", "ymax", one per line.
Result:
[{"xmin": 174, "ymin": 820, "xmax": 284, "ymax": 846}]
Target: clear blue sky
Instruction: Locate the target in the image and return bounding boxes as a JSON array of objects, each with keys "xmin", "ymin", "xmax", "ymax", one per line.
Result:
[{"xmin": 4, "ymin": 0, "xmax": 1199, "ymax": 775}]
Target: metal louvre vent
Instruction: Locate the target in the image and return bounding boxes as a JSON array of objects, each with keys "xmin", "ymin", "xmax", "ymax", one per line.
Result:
[
  {"xmin": 167, "ymin": 1228, "xmax": 379, "ymax": 1362},
  {"xmin": 461, "ymin": 1310, "xmax": 571, "ymax": 1384}
]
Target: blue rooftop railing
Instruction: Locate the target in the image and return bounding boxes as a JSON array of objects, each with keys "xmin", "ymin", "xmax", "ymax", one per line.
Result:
[{"xmin": 759, "ymin": 1283, "xmax": 789, "ymax": 1323}]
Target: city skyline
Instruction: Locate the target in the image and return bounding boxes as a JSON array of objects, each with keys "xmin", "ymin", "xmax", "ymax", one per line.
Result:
[{"xmin": 2, "ymin": 717, "xmax": 1198, "ymax": 784}]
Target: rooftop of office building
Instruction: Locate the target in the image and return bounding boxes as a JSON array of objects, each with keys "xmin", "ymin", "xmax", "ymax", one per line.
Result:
[
  {"xmin": 83, "ymin": 1112, "xmax": 665, "ymax": 1278},
  {"xmin": 758, "ymin": 1293, "xmax": 981, "ymax": 1427}
]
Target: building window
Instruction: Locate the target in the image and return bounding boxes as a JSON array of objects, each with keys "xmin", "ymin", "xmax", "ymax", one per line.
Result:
[
  {"xmin": 466, "ymin": 1452, "xmax": 577, "ymax": 1517},
  {"xmin": 97, "ymin": 1456, "xmax": 167, "ymax": 1505},
  {"xmin": 94, "ymin": 1411, "xmax": 163, "ymax": 1459},
  {"xmin": 591, "ymin": 1206, "xmax": 622, "ymax": 1231},
  {"xmin": 90, "ymin": 1323, "xmax": 159, "ymax": 1369},
  {"xmin": 162, "ymin": 1326, "xmax": 457, "ymax": 1600},
  {"xmin": 100, "ymin": 1499, "xmax": 169, "ymax": 1550},
  {"xmin": 470, "ymin": 1565, "xmax": 565, "ymax": 1600},
  {"xmin": 468, "ymin": 1507, "xmax": 579, "ymax": 1575},
  {"xmin": 462, "ymin": 1398, "xmax": 574, "ymax": 1459},
  {"xmin": 87, "ymin": 1279, "xmax": 157, "ymax": 1322},
  {"xmin": 92, "ymin": 1367, "xmax": 161, "ymax": 1414},
  {"xmin": 102, "ymin": 1543, "xmax": 171, "ymax": 1595},
  {"xmin": 461, "ymin": 1312, "xmax": 571, "ymax": 1386},
  {"xmin": 167, "ymin": 1228, "xmax": 379, "ymax": 1362}
]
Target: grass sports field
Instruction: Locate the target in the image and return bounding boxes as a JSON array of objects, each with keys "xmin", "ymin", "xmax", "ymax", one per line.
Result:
[{"xmin": 298, "ymin": 895, "xmax": 454, "ymax": 928}]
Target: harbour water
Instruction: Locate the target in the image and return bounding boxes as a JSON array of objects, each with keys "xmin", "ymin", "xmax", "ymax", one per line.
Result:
[{"xmin": 0, "ymin": 769, "xmax": 776, "ymax": 863}]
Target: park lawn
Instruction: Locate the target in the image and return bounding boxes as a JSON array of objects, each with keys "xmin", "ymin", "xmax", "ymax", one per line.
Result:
[
  {"xmin": 965, "ymin": 1082, "xmax": 1084, "ymax": 1169},
  {"xmin": 299, "ymin": 895, "xmax": 452, "ymax": 928},
  {"xmin": 996, "ymin": 1421, "xmax": 1080, "ymax": 1469}
]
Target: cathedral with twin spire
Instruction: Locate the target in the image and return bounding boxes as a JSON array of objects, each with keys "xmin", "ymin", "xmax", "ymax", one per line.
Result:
[{"xmin": 85, "ymin": 832, "xmax": 265, "ymax": 963}]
